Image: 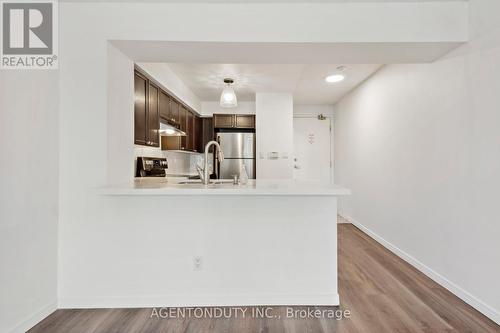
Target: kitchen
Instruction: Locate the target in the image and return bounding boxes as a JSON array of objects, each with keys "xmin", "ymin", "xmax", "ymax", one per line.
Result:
[
  {"xmin": 2, "ymin": 1, "xmax": 500, "ymax": 332},
  {"xmin": 101, "ymin": 60, "xmax": 351, "ymax": 309},
  {"xmin": 133, "ymin": 67, "xmax": 256, "ymax": 182}
]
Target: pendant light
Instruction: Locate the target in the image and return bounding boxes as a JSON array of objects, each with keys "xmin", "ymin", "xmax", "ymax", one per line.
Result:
[{"xmin": 220, "ymin": 78, "xmax": 237, "ymax": 108}]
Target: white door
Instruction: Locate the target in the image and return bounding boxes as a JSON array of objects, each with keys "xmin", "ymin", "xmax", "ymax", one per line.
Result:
[{"xmin": 293, "ymin": 116, "xmax": 332, "ymax": 182}]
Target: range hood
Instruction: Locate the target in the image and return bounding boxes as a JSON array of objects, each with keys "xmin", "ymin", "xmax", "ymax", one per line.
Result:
[{"xmin": 159, "ymin": 121, "xmax": 186, "ymax": 137}]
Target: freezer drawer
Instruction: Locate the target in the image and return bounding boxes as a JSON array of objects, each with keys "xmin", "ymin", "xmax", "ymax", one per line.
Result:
[
  {"xmin": 217, "ymin": 132, "xmax": 254, "ymax": 159},
  {"xmin": 219, "ymin": 159, "xmax": 255, "ymax": 179}
]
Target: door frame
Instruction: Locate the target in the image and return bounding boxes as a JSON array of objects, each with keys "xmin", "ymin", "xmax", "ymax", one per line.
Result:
[{"xmin": 293, "ymin": 113, "xmax": 334, "ymax": 183}]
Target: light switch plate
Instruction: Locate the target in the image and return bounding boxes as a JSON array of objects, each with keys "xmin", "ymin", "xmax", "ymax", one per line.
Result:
[{"xmin": 268, "ymin": 152, "xmax": 279, "ymax": 159}]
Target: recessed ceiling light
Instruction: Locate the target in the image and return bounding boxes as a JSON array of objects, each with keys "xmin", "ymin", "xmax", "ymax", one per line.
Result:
[{"xmin": 325, "ymin": 74, "xmax": 345, "ymax": 83}]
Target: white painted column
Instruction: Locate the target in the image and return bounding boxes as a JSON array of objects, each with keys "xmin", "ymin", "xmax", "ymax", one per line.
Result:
[{"xmin": 255, "ymin": 93, "xmax": 293, "ymax": 179}]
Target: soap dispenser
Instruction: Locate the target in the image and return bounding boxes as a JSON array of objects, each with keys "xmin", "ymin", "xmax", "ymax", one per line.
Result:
[{"xmin": 239, "ymin": 164, "xmax": 249, "ymax": 185}]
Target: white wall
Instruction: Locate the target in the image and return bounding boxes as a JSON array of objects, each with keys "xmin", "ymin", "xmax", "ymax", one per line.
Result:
[
  {"xmin": 200, "ymin": 101, "xmax": 255, "ymax": 117},
  {"xmin": 256, "ymin": 93, "xmax": 294, "ymax": 179},
  {"xmin": 0, "ymin": 72, "xmax": 59, "ymax": 332},
  {"xmin": 107, "ymin": 44, "xmax": 135, "ymax": 184},
  {"xmin": 294, "ymin": 104, "xmax": 334, "ymax": 116},
  {"xmin": 334, "ymin": 0, "xmax": 500, "ymax": 324}
]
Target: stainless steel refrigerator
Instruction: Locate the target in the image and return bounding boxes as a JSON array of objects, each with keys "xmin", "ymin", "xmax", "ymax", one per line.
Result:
[{"xmin": 216, "ymin": 132, "xmax": 255, "ymax": 179}]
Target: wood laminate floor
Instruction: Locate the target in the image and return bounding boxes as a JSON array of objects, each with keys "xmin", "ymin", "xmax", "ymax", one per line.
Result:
[{"xmin": 29, "ymin": 224, "xmax": 499, "ymax": 333}]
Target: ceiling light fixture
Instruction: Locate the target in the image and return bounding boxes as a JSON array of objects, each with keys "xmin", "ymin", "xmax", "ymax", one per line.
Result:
[
  {"xmin": 325, "ymin": 66, "xmax": 347, "ymax": 83},
  {"xmin": 325, "ymin": 74, "xmax": 345, "ymax": 83},
  {"xmin": 220, "ymin": 78, "xmax": 238, "ymax": 108}
]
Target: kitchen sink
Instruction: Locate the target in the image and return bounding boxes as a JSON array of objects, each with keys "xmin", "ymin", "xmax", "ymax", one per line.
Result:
[{"xmin": 176, "ymin": 179, "xmax": 235, "ymax": 185}]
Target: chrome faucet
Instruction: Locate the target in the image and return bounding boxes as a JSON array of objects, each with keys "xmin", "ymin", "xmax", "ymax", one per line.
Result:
[{"xmin": 199, "ymin": 140, "xmax": 224, "ymax": 185}]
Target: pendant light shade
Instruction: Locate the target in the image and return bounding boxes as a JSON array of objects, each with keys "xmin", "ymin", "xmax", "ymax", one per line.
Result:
[{"xmin": 220, "ymin": 78, "xmax": 237, "ymax": 108}]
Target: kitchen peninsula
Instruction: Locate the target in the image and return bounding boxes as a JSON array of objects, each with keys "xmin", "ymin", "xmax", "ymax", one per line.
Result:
[{"xmin": 83, "ymin": 179, "xmax": 350, "ymax": 308}]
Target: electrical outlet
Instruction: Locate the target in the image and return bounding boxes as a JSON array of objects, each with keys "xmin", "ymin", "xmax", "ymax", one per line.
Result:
[{"xmin": 193, "ymin": 256, "xmax": 202, "ymax": 271}]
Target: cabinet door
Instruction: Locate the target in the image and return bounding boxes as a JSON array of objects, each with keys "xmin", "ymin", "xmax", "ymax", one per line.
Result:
[
  {"xmin": 194, "ymin": 116, "xmax": 202, "ymax": 152},
  {"xmin": 202, "ymin": 117, "xmax": 214, "ymax": 153},
  {"xmin": 186, "ymin": 111, "xmax": 194, "ymax": 151},
  {"xmin": 235, "ymin": 115, "xmax": 255, "ymax": 129},
  {"xmin": 161, "ymin": 136, "xmax": 181, "ymax": 150},
  {"xmin": 179, "ymin": 106, "xmax": 187, "ymax": 150},
  {"xmin": 147, "ymin": 83, "xmax": 160, "ymax": 147},
  {"xmin": 179, "ymin": 105, "xmax": 187, "ymax": 131},
  {"xmin": 213, "ymin": 114, "xmax": 233, "ymax": 128},
  {"xmin": 159, "ymin": 90, "xmax": 170, "ymax": 121},
  {"xmin": 170, "ymin": 99, "xmax": 180, "ymax": 124},
  {"xmin": 134, "ymin": 72, "xmax": 148, "ymax": 145}
]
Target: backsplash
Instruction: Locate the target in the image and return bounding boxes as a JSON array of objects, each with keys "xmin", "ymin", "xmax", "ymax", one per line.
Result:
[{"xmin": 134, "ymin": 145, "xmax": 213, "ymax": 177}]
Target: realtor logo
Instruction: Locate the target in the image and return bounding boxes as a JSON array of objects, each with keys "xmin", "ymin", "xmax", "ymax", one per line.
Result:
[{"xmin": 1, "ymin": 0, "xmax": 58, "ymax": 69}]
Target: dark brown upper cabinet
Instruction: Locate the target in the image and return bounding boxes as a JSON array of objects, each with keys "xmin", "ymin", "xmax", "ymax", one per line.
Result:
[
  {"xmin": 159, "ymin": 90, "xmax": 170, "ymax": 121},
  {"xmin": 179, "ymin": 106, "xmax": 187, "ymax": 150},
  {"xmin": 134, "ymin": 71, "xmax": 148, "ymax": 146},
  {"xmin": 170, "ymin": 99, "xmax": 180, "ymax": 124},
  {"xmin": 186, "ymin": 111, "xmax": 193, "ymax": 151},
  {"xmin": 135, "ymin": 67, "xmax": 207, "ymax": 152},
  {"xmin": 213, "ymin": 114, "xmax": 255, "ymax": 129},
  {"xmin": 235, "ymin": 115, "xmax": 255, "ymax": 128},
  {"xmin": 213, "ymin": 114, "xmax": 234, "ymax": 128},
  {"xmin": 147, "ymin": 83, "xmax": 160, "ymax": 147},
  {"xmin": 134, "ymin": 70, "xmax": 159, "ymax": 147},
  {"xmin": 201, "ymin": 117, "xmax": 214, "ymax": 153},
  {"xmin": 179, "ymin": 105, "xmax": 187, "ymax": 131},
  {"xmin": 194, "ymin": 116, "xmax": 202, "ymax": 153}
]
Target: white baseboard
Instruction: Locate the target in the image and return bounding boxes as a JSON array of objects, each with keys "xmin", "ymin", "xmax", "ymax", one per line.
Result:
[
  {"xmin": 58, "ymin": 293, "xmax": 339, "ymax": 309},
  {"xmin": 8, "ymin": 300, "xmax": 57, "ymax": 333},
  {"xmin": 339, "ymin": 213, "xmax": 500, "ymax": 326}
]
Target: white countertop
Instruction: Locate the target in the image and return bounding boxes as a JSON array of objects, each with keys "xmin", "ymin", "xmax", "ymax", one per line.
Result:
[{"xmin": 99, "ymin": 179, "xmax": 351, "ymax": 196}]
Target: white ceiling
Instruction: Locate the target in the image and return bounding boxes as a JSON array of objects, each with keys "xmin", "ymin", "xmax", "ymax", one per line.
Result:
[
  {"xmin": 167, "ymin": 63, "xmax": 382, "ymax": 105},
  {"xmin": 113, "ymin": 41, "xmax": 462, "ymax": 65}
]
